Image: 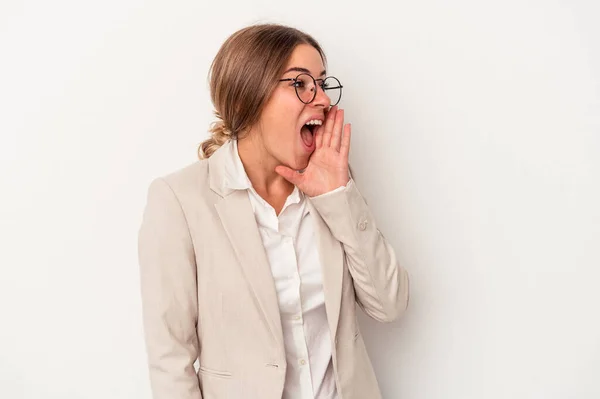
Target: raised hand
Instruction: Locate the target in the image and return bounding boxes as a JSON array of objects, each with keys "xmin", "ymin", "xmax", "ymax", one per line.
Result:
[{"xmin": 275, "ymin": 106, "xmax": 351, "ymax": 197}]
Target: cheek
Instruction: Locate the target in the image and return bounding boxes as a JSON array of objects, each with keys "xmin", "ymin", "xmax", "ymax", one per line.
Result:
[
  {"xmin": 258, "ymin": 89, "xmax": 306, "ymax": 152},
  {"xmin": 266, "ymin": 88, "xmax": 303, "ymax": 121},
  {"xmin": 264, "ymin": 106, "xmax": 303, "ymax": 138}
]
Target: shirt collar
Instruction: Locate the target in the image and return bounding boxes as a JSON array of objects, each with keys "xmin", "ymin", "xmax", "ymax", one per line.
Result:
[{"xmin": 223, "ymin": 139, "xmax": 252, "ymax": 191}]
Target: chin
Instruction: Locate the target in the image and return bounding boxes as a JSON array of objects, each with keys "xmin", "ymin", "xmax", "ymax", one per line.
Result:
[
  {"xmin": 277, "ymin": 148, "xmax": 312, "ymax": 172},
  {"xmin": 292, "ymin": 155, "xmax": 311, "ymax": 171}
]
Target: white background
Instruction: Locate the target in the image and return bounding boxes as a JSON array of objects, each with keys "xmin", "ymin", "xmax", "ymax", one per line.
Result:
[{"xmin": 1, "ymin": 1, "xmax": 599, "ymax": 398}]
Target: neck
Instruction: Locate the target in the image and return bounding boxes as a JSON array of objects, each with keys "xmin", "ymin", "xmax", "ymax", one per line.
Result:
[{"xmin": 236, "ymin": 134, "xmax": 294, "ymax": 198}]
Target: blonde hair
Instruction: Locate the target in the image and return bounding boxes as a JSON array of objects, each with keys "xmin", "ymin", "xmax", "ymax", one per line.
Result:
[{"xmin": 198, "ymin": 24, "xmax": 326, "ymax": 159}]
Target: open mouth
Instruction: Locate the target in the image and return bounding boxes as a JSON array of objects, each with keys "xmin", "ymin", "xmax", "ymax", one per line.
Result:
[{"xmin": 300, "ymin": 119, "xmax": 323, "ymax": 148}]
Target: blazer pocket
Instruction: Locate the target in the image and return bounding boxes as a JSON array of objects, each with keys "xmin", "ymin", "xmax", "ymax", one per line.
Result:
[{"xmin": 198, "ymin": 366, "xmax": 233, "ymax": 379}]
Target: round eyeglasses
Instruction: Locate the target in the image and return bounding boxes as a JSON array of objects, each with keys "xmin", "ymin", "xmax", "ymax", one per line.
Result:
[{"xmin": 279, "ymin": 73, "xmax": 343, "ymax": 106}]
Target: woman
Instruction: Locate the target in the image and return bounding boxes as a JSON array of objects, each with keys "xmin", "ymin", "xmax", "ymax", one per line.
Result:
[{"xmin": 138, "ymin": 23, "xmax": 409, "ymax": 399}]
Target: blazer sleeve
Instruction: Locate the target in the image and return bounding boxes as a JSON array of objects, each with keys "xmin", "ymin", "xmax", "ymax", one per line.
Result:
[
  {"xmin": 309, "ymin": 178, "xmax": 410, "ymax": 322},
  {"xmin": 138, "ymin": 178, "xmax": 202, "ymax": 399}
]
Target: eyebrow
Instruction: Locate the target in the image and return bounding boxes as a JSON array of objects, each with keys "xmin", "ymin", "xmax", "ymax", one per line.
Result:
[{"xmin": 283, "ymin": 67, "xmax": 327, "ymax": 77}]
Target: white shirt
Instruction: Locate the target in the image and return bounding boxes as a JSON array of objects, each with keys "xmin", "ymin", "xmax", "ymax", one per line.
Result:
[{"xmin": 222, "ymin": 139, "xmax": 339, "ymax": 399}]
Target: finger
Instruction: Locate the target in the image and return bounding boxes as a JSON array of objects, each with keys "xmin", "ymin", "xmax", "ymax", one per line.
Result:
[
  {"xmin": 322, "ymin": 105, "xmax": 337, "ymax": 148},
  {"xmin": 330, "ymin": 109, "xmax": 344, "ymax": 151},
  {"xmin": 340, "ymin": 123, "xmax": 351, "ymax": 160},
  {"xmin": 275, "ymin": 165, "xmax": 304, "ymax": 185}
]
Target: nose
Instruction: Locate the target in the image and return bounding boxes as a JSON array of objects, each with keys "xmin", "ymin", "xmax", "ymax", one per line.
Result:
[{"xmin": 311, "ymin": 83, "xmax": 331, "ymax": 108}]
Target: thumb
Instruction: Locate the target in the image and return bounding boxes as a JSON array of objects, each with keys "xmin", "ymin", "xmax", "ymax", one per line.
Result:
[{"xmin": 275, "ymin": 165, "xmax": 303, "ymax": 185}]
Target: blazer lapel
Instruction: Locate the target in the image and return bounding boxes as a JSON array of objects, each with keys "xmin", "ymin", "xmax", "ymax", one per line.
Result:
[
  {"xmin": 307, "ymin": 200, "xmax": 344, "ymax": 341},
  {"xmin": 209, "ymin": 144, "xmax": 284, "ymax": 351}
]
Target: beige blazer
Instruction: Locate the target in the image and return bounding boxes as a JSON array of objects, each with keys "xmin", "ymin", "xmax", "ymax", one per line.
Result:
[{"xmin": 138, "ymin": 143, "xmax": 410, "ymax": 399}]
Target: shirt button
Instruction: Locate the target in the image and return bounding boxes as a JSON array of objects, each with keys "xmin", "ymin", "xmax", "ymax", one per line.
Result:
[
  {"xmin": 299, "ymin": 359, "xmax": 306, "ymax": 366},
  {"xmin": 358, "ymin": 220, "xmax": 368, "ymax": 231}
]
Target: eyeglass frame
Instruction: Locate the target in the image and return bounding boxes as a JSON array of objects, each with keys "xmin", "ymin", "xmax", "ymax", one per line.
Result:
[{"xmin": 278, "ymin": 73, "xmax": 343, "ymax": 106}]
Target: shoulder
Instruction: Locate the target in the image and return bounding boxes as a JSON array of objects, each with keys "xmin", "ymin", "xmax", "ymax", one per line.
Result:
[
  {"xmin": 161, "ymin": 159, "xmax": 209, "ymax": 191},
  {"xmin": 146, "ymin": 159, "xmax": 211, "ymax": 205}
]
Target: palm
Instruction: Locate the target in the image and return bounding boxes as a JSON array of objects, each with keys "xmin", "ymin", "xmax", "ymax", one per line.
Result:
[{"xmin": 294, "ymin": 143, "xmax": 349, "ymax": 197}]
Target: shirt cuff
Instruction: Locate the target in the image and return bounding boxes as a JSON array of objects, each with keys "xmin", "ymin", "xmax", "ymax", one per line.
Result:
[{"xmin": 309, "ymin": 178, "xmax": 354, "ymax": 200}]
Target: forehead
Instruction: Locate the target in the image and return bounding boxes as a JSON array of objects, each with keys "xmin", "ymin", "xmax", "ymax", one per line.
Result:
[{"xmin": 283, "ymin": 44, "xmax": 326, "ymax": 76}]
